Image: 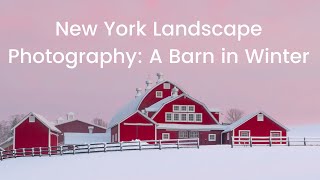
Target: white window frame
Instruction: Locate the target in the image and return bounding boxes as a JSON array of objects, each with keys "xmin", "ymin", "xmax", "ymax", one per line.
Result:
[
  {"xmin": 188, "ymin": 114, "xmax": 195, "ymax": 122},
  {"xmin": 239, "ymin": 130, "xmax": 250, "ymax": 137},
  {"xmin": 188, "ymin": 105, "xmax": 195, "ymax": 112},
  {"xmin": 257, "ymin": 114, "xmax": 264, "ymax": 121},
  {"xmin": 180, "ymin": 105, "xmax": 187, "ymax": 112},
  {"xmin": 29, "ymin": 116, "xmax": 35, "ymax": 123},
  {"xmin": 115, "ymin": 133, "xmax": 118, "ymax": 142},
  {"xmin": 162, "ymin": 133, "xmax": 170, "ymax": 140},
  {"xmin": 195, "ymin": 113, "xmax": 202, "ymax": 122},
  {"xmin": 179, "ymin": 131, "xmax": 188, "ymax": 139},
  {"xmin": 208, "ymin": 134, "xmax": 216, "ymax": 141},
  {"xmin": 112, "ymin": 135, "xmax": 114, "ymax": 142},
  {"xmin": 88, "ymin": 126, "xmax": 94, "ymax": 133},
  {"xmin": 189, "ymin": 131, "xmax": 199, "ymax": 138},
  {"xmin": 163, "ymin": 83, "xmax": 171, "ymax": 89},
  {"xmin": 270, "ymin": 131, "xmax": 282, "ymax": 137},
  {"xmin": 165, "ymin": 112, "xmax": 172, "ymax": 122},
  {"xmin": 173, "ymin": 113, "xmax": 180, "ymax": 121},
  {"xmin": 173, "ymin": 105, "xmax": 180, "ymax": 112},
  {"xmin": 156, "ymin": 91, "xmax": 163, "ymax": 98},
  {"xmin": 180, "ymin": 113, "xmax": 187, "ymax": 121}
]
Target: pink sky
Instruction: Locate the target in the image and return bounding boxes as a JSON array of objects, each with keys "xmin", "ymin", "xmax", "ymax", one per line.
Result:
[{"xmin": 0, "ymin": 0, "xmax": 319, "ymax": 125}]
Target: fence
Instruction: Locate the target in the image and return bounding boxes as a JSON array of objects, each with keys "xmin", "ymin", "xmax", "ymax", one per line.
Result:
[
  {"xmin": 0, "ymin": 138, "xmax": 199, "ymax": 161},
  {"xmin": 231, "ymin": 136, "xmax": 320, "ymax": 148}
]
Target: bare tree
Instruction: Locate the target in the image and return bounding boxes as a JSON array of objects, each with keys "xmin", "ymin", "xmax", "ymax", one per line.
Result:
[
  {"xmin": 92, "ymin": 118, "xmax": 107, "ymax": 128},
  {"xmin": 0, "ymin": 114, "xmax": 24, "ymax": 143},
  {"xmin": 225, "ymin": 108, "xmax": 244, "ymax": 123}
]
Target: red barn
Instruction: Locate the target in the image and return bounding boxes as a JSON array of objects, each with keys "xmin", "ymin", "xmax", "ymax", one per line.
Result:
[
  {"xmin": 12, "ymin": 112, "xmax": 61, "ymax": 149},
  {"xmin": 0, "ymin": 137, "xmax": 13, "ymax": 151},
  {"xmin": 56, "ymin": 119, "xmax": 107, "ymax": 144},
  {"xmin": 222, "ymin": 111, "xmax": 288, "ymax": 145},
  {"xmin": 109, "ymin": 73, "xmax": 224, "ymax": 145}
]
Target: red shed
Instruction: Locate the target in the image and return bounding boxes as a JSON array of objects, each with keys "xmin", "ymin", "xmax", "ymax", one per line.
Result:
[
  {"xmin": 222, "ymin": 111, "xmax": 288, "ymax": 145},
  {"xmin": 56, "ymin": 119, "xmax": 107, "ymax": 144},
  {"xmin": 12, "ymin": 112, "xmax": 61, "ymax": 149}
]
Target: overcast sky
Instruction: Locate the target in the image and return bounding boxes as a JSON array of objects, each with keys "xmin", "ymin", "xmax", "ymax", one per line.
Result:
[{"xmin": 0, "ymin": 0, "xmax": 319, "ymax": 125}]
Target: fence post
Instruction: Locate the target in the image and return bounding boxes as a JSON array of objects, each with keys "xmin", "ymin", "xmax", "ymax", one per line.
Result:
[
  {"xmin": 159, "ymin": 140, "xmax": 162, "ymax": 150},
  {"xmin": 48, "ymin": 147, "xmax": 51, "ymax": 157},
  {"xmin": 249, "ymin": 137, "xmax": 252, "ymax": 147},
  {"xmin": 120, "ymin": 142, "xmax": 123, "ymax": 151},
  {"xmin": 39, "ymin": 147, "xmax": 42, "ymax": 157},
  {"xmin": 139, "ymin": 141, "xmax": 142, "ymax": 151},
  {"xmin": 73, "ymin": 145, "xmax": 76, "ymax": 155},
  {"xmin": 60, "ymin": 146, "xmax": 63, "ymax": 155},
  {"xmin": 23, "ymin": 148, "xmax": 26, "ymax": 157},
  {"xmin": 32, "ymin": 148, "xmax": 34, "ymax": 157},
  {"xmin": 13, "ymin": 149, "xmax": 16, "ymax": 158},
  {"xmin": 197, "ymin": 138, "xmax": 200, "ymax": 149},
  {"xmin": 231, "ymin": 136, "xmax": 234, "ymax": 148},
  {"xmin": 88, "ymin": 144, "xmax": 90, "ymax": 154},
  {"xmin": 104, "ymin": 143, "xmax": 107, "ymax": 152},
  {"xmin": 0, "ymin": 151, "xmax": 3, "ymax": 161},
  {"xmin": 304, "ymin": 137, "xmax": 306, "ymax": 146},
  {"xmin": 287, "ymin": 137, "xmax": 290, "ymax": 146},
  {"xmin": 269, "ymin": 137, "xmax": 272, "ymax": 147},
  {"xmin": 177, "ymin": 139, "xmax": 180, "ymax": 149}
]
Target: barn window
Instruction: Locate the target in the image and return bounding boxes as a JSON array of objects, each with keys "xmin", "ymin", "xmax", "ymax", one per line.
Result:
[
  {"xmin": 115, "ymin": 133, "xmax": 118, "ymax": 142},
  {"xmin": 239, "ymin": 130, "xmax": 250, "ymax": 137},
  {"xmin": 189, "ymin": 131, "xmax": 199, "ymax": 138},
  {"xmin": 88, "ymin": 126, "xmax": 94, "ymax": 133},
  {"xmin": 112, "ymin": 135, "xmax": 114, "ymax": 142},
  {"xmin": 173, "ymin": 105, "xmax": 180, "ymax": 112},
  {"xmin": 257, "ymin": 114, "xmax": 264, "ymax": 121},
  {"xmin": 165, "ymin": 113, "xmax": 172, "ymax": 121},
  {"xmin": 173, "ymin": 113, "xmax": 180, "ymax": 121},
  {"xmin": 29, "ymin": 115, "xmax": 35, "ymax": 123},
  {"xmin": 179, "ymin": 131, "xmax": 188, "ymax": 139},
  {"xmin": 227, "ymin": 133, "xmax": 230, "ymax": 141},
  {"xmin": 208, "ymin": 134, "xmax": 216, "ymax": 141},
  {"xmin": 156, "ymin": 91, "xmax": 163, "ymax": 98},
  {"xmin": 188, "ymin": 114, "xmax": 195, "ymax": 121},
  {"xmin": 181, "ymin": 105, "xmax": 187, "ymax": 112},
  {"xmin": 195, "ymin": 113, "xmax": 202, "ymax": 122},
  {"xmin": 188, "ymin": 105, "xmax": 195, "ymax": 112},
  {"xmin": 162, "ymin": 133, "xmax": 170, "ymax": 140},
  {"xmin": 270, "ymin": 131, "xmax": 281, "ymax": 137},
  {"xmin": 181, "ymin": 114, "xmax": 187, "ymax": 121},
  {"xmin": 163, "ymin": 83, "xmax": 171, "ymax": 89}
]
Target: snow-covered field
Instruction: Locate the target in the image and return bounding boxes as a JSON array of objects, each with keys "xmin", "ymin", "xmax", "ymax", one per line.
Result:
[{"xmin": 1, "ymin": 145, "xmax": 320, "ymax": 180}]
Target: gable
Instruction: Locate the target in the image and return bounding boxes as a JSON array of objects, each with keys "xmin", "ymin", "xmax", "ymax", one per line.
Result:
[
  {"xmin": 235, "ymin": 115, "xmax": 287, "ymax": 133},
  {"xmin": 121, "ymin": 112, "xmax": 156, "ymax": 125},
  {"xmin": 152, "ymin": 95, "xmax": 218, "ymax": 125},
  {"xmin": 15, "ymin": 117, "xmax": 49, "ymax": 133}
]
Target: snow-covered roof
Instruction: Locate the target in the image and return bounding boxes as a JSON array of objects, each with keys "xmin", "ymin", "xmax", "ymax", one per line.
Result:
[
  {"xmin": 109, "ymin": 80, "xmax": 186, "ymax": 128},
  {"xmin": 209, "ymin": 108, "xmax": 221, "ymax": 112},
  {"xmin": 12, "ymin": 112, "xmax": 61, "ymax": 133},
  {"xmin": 223, "ymin": 111, "xmax": 289, "ymax": 133},
  {"xmin": 63, "ymin": 133, "xmax": 108, "ymax": 145},
  {"xmin": 56, "ymin": 119, "xmax": 107, "ymax": 130},
  {"xmin": 0, "ymin": 136, "xmax": 13, "ymax": 149},
  {"xmin": 0, "ymin": 147, "xmax": 4, "ymax": 151},
  {"xmin": 145, "ymin": 94, "xmax": 183, "ymax": 112},
  {"xmin": 157, "ymin": 123, "xmax": 227, "ymax": 131}
]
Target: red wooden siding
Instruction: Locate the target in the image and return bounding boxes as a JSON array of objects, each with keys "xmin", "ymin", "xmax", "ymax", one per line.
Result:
[
  {"xmin": 152, "ymin": 96, "xmax": 217, "ymax": 125},
  {"xmin": 138, "ymin": 82, "xmax": 184, "ymax": 110},
  {"xmin": 119, "ymin": 113, "xmax": 156, "ymax": 142},
  {"xmin": 56, "ymin": 120, "xmax": 106, "ymax": 133},
  {"xmin": 15, "ymin": 117, "xmax": 50, "ymax": 149},
  {"xmin": 111, "ymin": 125, "xmax": 118, "ymax": 143}
]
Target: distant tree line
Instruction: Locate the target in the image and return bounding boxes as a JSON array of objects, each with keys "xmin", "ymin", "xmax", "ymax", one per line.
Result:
[{"xmin": 0, "ymin": 114, "xmax": 24, "ymax": 143}]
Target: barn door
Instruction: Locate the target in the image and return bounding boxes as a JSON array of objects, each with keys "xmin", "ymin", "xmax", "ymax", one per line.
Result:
[{"xmin": 270, "ymin": 131, "xmax": 282, "ymax": 144}]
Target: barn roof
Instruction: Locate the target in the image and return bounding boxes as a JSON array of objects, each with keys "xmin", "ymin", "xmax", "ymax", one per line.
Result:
[
  {"xmin": 109, "ymin": 80, "xmax": 185, "ymax": 128},
  {"xmin": 145, "ymin": 94, "xmax": 183, "ymax": 112},
  {"xmin": 0, "ymin": 136, "xmax": 13, "ymax": 149},
  {"xmin": 222, "ymin": 111, "xmax": 289, "ymax": 133},
  {"xmin": 157, "ymin": 124, "xmax": 226, "ymax": 131},
  {"xmin": 55, "ymin": 119, "xmax": 107, "ymax": 130},
  {"xmin": 12, "ymin": 112, "xmax": 61, "ymax": 133}
]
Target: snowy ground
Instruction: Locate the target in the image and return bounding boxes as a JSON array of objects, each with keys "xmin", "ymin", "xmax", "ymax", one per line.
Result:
[{"xmin": 1, "ymin": 145, "xmax": 320, "ymax": 180}]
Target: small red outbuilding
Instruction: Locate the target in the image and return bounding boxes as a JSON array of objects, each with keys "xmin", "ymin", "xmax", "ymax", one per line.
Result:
[{"xmin": 12, "ymin": 112, "xmax": 61, "ymax": 149}]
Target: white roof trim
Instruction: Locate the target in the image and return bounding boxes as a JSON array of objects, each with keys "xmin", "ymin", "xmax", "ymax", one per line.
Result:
[
  {"xmin": 222, "ymin": 111, "xmax": 289, "ymax": 133},
  {"xmin": 56, "ymin": 119, "xmax": 107, "ymax": 130},
  {"xmin": 0, "ymin": 136, "xmax": 13, "ymax": 147},
  {"xmin": 12, "ymin": 112, "xmax": 61, "ymax": 133},
  {"xmin": 146, "ymin": 94, "xmax": 183, "ymax": 112},
  {"xmin": 109, "ymin": 111, "xmax": 158, "ymax": 129},
  {"xmin": 150, "ymin": 94, "xmax": 220, "ymax": 124},
  {"xmin": 157, "ymin": 123, "xmax": 226, "ymax": 131}
]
